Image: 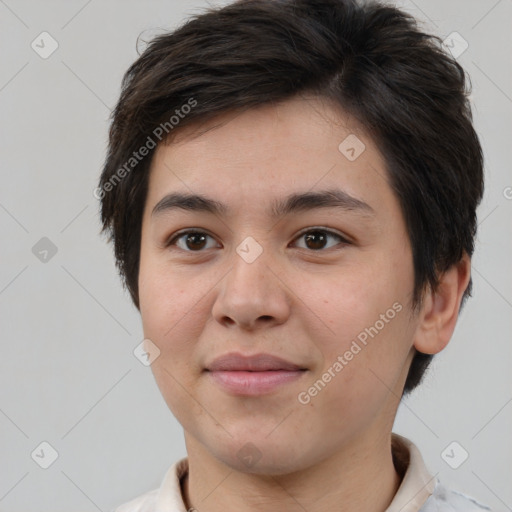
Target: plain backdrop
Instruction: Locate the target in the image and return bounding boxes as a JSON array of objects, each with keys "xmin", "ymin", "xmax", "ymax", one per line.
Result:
[{"xmin": 0, "ymin": 0, "xmax": 511, "ymax": 511}]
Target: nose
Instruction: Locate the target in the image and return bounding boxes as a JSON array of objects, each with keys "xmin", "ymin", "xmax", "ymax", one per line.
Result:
[{"xmin": 210, "ymin": 242, "xmax": 291, "ymax": 331}]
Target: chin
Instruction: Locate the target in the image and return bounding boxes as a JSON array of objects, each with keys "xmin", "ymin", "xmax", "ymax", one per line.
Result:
[{"xmin": 205, "ymin": 435, "xmax": 313, "ymax": 476}]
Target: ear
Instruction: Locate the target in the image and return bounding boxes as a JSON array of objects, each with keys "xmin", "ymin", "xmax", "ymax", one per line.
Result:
[{"xmin": 413, "ymin": 252, "xmax": 471, "ymax": 355}]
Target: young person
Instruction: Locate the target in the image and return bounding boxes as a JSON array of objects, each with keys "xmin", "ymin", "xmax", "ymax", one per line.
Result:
[{"xmin": 99, "ymin": 1, "xmax": 491, "ymax": 510}]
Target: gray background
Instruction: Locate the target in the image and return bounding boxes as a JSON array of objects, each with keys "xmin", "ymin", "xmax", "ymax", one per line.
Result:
[{"xmin": 0, "ymin": 0, "xmax": 511, "ymax": 510}]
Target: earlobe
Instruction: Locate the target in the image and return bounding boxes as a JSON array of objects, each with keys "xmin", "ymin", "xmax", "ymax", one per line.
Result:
[{"xmin": 413, "ymin": 253, "xmax": 471, "ymax": 355}]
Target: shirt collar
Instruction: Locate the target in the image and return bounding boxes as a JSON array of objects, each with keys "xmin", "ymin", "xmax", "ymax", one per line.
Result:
[
  {"xmin": 387, "ymin": 433, "xmax": 437, "ymax": 512},
  {"xmin": 155, "ymin": 433, "xmax": 436, "ymax": 512}
]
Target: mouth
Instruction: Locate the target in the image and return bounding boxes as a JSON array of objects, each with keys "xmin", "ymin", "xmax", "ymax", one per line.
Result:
[
  {"xmin": 204, "ymin": 352, "xmax": 308, "ymax": 396},
  {"xmin": 205, "ymin": 352, "xmax": 307, "ymax": 372},
  {"xmin": 205, "ymin": 369, "xmax": 307, "ymax": 396}
]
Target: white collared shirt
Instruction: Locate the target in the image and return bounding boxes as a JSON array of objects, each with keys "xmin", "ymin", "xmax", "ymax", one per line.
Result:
[{"xmin": 112, "ymin": 433, "xmax": 492, "ymax": 512}]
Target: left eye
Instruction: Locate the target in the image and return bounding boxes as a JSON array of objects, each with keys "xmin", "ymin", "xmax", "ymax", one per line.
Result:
[
  {"xmin": 291, "ymin": 229, "xmax": 349, "ymax": 251},
  {"xmin": 167, "ymin": 228, "xmax": 349, "ymax": 252}
]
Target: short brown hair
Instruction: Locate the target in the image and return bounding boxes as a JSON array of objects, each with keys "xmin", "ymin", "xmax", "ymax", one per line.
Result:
[{"xmin": 98, "ymin": 0, "xmax": 484, "ymax": 395}]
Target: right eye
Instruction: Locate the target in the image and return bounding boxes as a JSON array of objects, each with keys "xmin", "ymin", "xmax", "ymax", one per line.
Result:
[{"xmin": 166, "ymin": 230, "xmax": 220, "ymax": 252}]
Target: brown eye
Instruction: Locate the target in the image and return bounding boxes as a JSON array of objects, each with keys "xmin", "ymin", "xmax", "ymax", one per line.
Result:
[
  {"xmin": 167, "ymin": 231, "xmax": 219, "ymax": 251},
  {"xmin": 166, "ymin": 228, "xmax": 349, "ymax": 253},
  {"xmin": 293, "ymin": 229, "xmax": 349, "ymax": 251}
]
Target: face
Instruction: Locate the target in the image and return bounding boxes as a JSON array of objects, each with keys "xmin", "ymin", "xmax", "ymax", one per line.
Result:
[{"xmin": 138, "ymin": 95, "xmax": 419, "ymax": 475}]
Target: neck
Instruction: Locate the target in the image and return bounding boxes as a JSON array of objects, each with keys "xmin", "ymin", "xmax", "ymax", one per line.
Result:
[{"xmin": 181, "ymin": 431, "xmax": 402, "ymax": 512}]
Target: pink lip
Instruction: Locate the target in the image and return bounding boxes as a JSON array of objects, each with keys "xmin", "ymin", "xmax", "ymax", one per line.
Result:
[
  {"xmin": 204, "ymin": 352, "xmax": 308, "ymax": 396},
  {"xmin": 206, "ymin": 352, "xmax": 305, "ymax": 372},
  {"xmin": 207, "ymin": 370, "xmax": 306, "ymax": 395}
]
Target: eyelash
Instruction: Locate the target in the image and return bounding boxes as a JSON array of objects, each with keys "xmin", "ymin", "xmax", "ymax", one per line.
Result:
[{"xmin": 165, "ymin": 227, "xmax": 351, "ymax": 253}]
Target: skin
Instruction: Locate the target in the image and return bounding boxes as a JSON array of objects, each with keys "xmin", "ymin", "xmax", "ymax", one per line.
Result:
[{"xmin": 138, "ymin": 94, "xmax": 471, "ymax": 512}]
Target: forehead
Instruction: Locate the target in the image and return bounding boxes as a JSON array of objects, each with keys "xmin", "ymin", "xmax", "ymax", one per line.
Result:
[{"xmin": 145, "ymin": 95, "xmax": 395, "ymax": 222}]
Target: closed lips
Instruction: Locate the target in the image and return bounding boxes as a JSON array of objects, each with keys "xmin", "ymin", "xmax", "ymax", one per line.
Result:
[{"xmin": 205, "ymin": 353, "xmax": 307, "ymax": 372}]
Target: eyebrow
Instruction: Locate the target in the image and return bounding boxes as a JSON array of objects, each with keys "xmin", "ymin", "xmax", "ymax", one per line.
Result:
[{"xmin": 151, "ymin": 188, "xmax": 376, "ymax": 220}]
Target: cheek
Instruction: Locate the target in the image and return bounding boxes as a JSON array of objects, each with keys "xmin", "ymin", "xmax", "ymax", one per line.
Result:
[
  {"xmin": 138, "ymin": 270, "xmax": 203, "ymax": 416},
  {"xmin": 139, "ymin": 250, "xmax": 194, "ymax": 329},
  {"xmin": 138, "ymin": 262, "xmax": 196, "ymax": 360},
  {"xmin": 311, "ymin": 263, "xmax": 396, "ymax": 336},
  {"xmin": 305, "ymin": 313, "xmax": 411, "ymax": 433},
  {"xmin": 305, "ymin": 263, "xmax": 411, "ymax": 395}
]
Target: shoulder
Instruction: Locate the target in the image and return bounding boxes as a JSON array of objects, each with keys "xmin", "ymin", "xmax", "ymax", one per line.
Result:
[
  {"xmin": 109, "ymin": 457, "xmax": 189, "ymax": 512},
  {"xmin": 421, "ymin": 480, "xmax": 492, "ymax": 512},
  {"xmin": 109, "ymin": 488, "xmax": 159, "ymax": 512}
]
